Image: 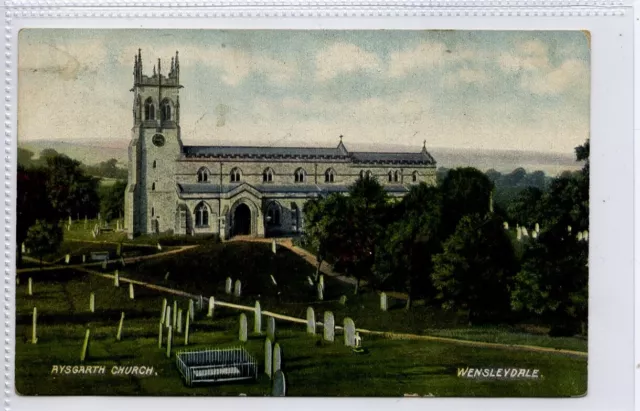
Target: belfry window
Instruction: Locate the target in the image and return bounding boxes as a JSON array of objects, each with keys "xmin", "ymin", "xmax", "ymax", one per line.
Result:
[
  {"xmin": 195, "ymin": 202, "xmax": 209, "ymax": 227},
  {"xmin": 197, "ymin": 167, "xmax": 209, "ymax": 183},
  {"xmin": 144, "ymin": 97, "xmax": 155, "ymax": 121},
  {"xmin": 263, "ymin": 168, "xmax": 274, "ymax": 183},
  {"xmin": 324, "ymin": 168, "xmax": 335, "ymax": 183},
  {"xmin": 230, "ymin": 168, "xmax": 242, "ymax": 183},
  {"xmin": 294, "ymin": 168, "xmax": 306, "ymax": 183},
  {"xmin": 161, "ymin": 99, "xmax": 171, "ymax": 122}
]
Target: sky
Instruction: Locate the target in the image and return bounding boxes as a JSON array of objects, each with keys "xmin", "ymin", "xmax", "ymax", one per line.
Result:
[{"xmin": 17, "ymin": 29, "xmax": 590, "ymax": 154}]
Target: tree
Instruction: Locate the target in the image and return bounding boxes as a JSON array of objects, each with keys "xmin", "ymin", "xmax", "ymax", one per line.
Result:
[
  {"xmin": 24, "ymin": 220, "xmax": 63, "ymax": 268},
  {"xmin": 17, "ymin": 148, "xmax": 35, "ymax": 168},
  {"xmin": 374, "ymin": 183, "xmax": 442, "ymax": 309},
  {"xmin": 440, "ymin": 167, "xmax": 494, "ymax": 237},
  {"xmin": 45, "ymin": 154, "xmax": 100, "ymax": 220},
  {"xmin": 100, "ymin": 180, "xmax": 127, "ymax": 222},
  {"xmin": 506, "ymin": 186, "xmax": 544, "ymax": 228},
  {"xmin": 431, "ymin": 214, "xmax": 517, "ymax": 324},
  {"xmin": 510, "ymin": 223, "xmax": 588, "ymax": 336}
]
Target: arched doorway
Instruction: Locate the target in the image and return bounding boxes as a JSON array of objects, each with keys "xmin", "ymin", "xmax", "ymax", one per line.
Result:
[{"xmin": 233, "ymin": 203, "xmax": 251, "ymax": 236}]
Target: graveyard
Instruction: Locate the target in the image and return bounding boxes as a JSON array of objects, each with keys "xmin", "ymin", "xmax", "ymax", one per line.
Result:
[{"xmin": 15, "ymin": 228, "xmax": 587, "ymax": 397}]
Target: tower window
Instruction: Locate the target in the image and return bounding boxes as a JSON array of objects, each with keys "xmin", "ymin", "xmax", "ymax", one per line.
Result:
[
  {"xmin": 153, "ymin": 160, "xmax": 157, "ymax": 169},
  {"xmin": 412, "ymin": 171, "xmax": 418, "ymax": 182},
  {"xmin": 161, "ymin": 99, "xmax": 172, "ymax": 122},
  {"xmin": 144, "ymin": 97, "xmax": 155, "ymax": 121},
  {"xmin": 230, "ymin": 168, "xmax": 242, "ymax": 183},
  {"xmin": 197, "ymin": 167, "xmax": 209, "ymax": 183},
  {"xmin": 294, "ymin": 168, "xmax": 306, "ymax": 183},
  {"xmin": 151, "ymin": 182, "xmax": 156, "ymax": 191},
  {"xmin": 195, "ymin": 202, "xmax": 209, "ymax": 227},
  {"xmin": 151, "ymin": 207, "xmax": 155, "ymax": 217},
  {"xmin": 324, "ymin": 168, "xmax": 335, "ymax": 183},
  {"xmin": 263, "ymin": 168, "xmax": 274, "ymax": 183}
]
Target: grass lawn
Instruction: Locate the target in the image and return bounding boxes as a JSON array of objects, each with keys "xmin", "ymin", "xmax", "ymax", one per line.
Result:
[{"xmin": 15, "ymin": 269, "xmax": 587, "ymax": 397}]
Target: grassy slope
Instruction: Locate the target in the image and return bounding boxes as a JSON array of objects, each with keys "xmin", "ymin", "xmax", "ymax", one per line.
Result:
[{"xmin": 15, "ymin": 270, "xmax": 587, "ymax": 397}]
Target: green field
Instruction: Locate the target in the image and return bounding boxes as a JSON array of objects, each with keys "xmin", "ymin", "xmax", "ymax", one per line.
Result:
[{"xmin": 15, "ymin": 238, "xmax": 588, "ymax": 397}]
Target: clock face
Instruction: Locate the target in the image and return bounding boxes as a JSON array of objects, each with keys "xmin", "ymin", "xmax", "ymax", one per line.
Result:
[{"xmin": 152, "ymin": 134, "xmax": 165, "ymax": 147}]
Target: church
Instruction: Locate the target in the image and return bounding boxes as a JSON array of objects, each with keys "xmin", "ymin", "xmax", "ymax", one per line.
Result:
[{"xmin": 124, "ymin": 50, "xmax": 438, "ymax": 239}]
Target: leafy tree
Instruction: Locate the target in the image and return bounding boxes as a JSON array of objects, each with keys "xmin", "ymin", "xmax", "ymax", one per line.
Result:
[
  {"xmin": 17, "ymin": 148, "xmax": 35, "ymax": 167},
  {"xmin": 510, "ymin": 223, "xmax": 588, "ymax": 336},
  {"xmin": 440, "ymin": 167, "xmax": 494, "ymax": 237},
  {"xmin": 506, "ymin": 186, "xmax": 544, "ymax": 228},
  {"xmin": 24, "ymin": 220, "xmax": 63, "ymax": 268},
  {"xmin": 100, "ymin": 180, "xmax": 127, "ymax": 222},
  {"xmin": 431, "ymin": 214, "xmax": 517, "ymax": 324},
  {"xmin": 374, "ymin": 183, "xmax": 442, "ymax": 309},
  {"xmin": 45, "ymin": 154, "xmax": 100, "ymax": 220}
]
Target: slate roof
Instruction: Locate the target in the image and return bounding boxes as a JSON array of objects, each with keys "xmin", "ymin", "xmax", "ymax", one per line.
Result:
[
  {"xmin": 177, "ymin": 183, "xmax": 410, "ymax": 196},
  {"xmin": 350, "ymin": 151, "xmax": 435, "ymax": 165}
]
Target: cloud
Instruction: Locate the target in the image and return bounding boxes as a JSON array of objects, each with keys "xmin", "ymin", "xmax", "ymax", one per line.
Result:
[
  {"xmin": 19, "ymin": 39, "xmax": 107, "ymax": 81},
  {"xmin": 520, "ymin": 59, "xmax": 589, "ymax": 95},
  {"xmin": 314, "ymin": 42, "xmax": 381, "ymax": 81},
  {"xmin": 498, "ymin": 40, "xmax": 550, "ymax": 72},
  {"xmin": 443, "ymin": 68, "xmax": 490, "ymax": 88}
]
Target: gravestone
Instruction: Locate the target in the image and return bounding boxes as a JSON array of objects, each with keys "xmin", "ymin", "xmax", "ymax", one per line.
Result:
[
  {"xmin": 254, "ymin": 301, "xmax": 262, "ymax": 334},
  {"xmin": 339, "ymin": 295, "xmax": 347, "ymax": 305},
  {"xmin": 503, "ymin": 221, "xmax": 509, "ymax": 230},
  {"xmin": 272, "ymin": 239, "xmax": 277, "ymax": 254},
  {"xmin": 178, "ymin": 309, "xmax": 184, "ymax": 333},
  {"xmin": 317, "ymin": 283, "xmax": 324, "ymax": 301},
  {"xmin": 516, "ymin": 227, "xmax": 522, "ymax": 241},
  {"xmin": 207, "ymin": 297, "xmax": 215, "ymax": 317},
  {"xmin": 116, "ymin": 312, "xmax": 125, "ymax": 341},
  {"xmin": 101, "ymin": 260, "xmax": 107, "ymax": 270},
  {"xmin": 160, "ymin": 299, "xmax": 167, "ymax": 324},
  {"xmin": 354, "ymin": 331, "xmax": 362, "ymax": 348},
  {"xmin": 306, "ymin": 307, "xmax": 316, "ymax": 334},
  {"xmin": 270, "ymin": 275, "xmax": 278, "ymax": 286},
  {"xmin": 198, "ymin": 295, "xmax": 204, "ymax": 312},
  {"xmin": 80, "ymin": 329, "xmax": 91, "ymax": 362},
  {"xmin": 128, "ymin": 283, "xmax": 135, "ymax": 299},
  {"xmin": 21, "ymin": 242, "xmax": 25, "ymax": 254},
  {"xmin": 82, "ymin": 254, "xmax": 86, "ymax": 263},
  {"xmin": 89, "ymin": 292, "xmax": 95, "ymax": 313},
  {"xmin": 158, "ymin": 322, "xmax": 163, "ymax": 348},
  {"xmin": 165, "ymin": 306, "xmax": 172, "ymax": 328},
  {"xmin": 31, "ymin": 307, "xmax": 37, "ymax": 344},
  {"xmin": 65, "ymin": 254, "xmax": 70, "ymax": 264},
  {"xmin": 166, "ymin": 326, "xmax": 172, "ymax": 358},
  {"xmin": 173, "ymin": 301, "xmax": 178, "ymax": 327},
  {"xmin": 307, "ymin": 276, "xmax": 314, "ymax": 286},
  {"xmin": 584, "ymin": 230, "xmax": 589, "ymax": 241},
  {"xmin": 225, "ymin": 277, "xmax": 233, "ymax": 294},
  {"xmin": 267, "ymin": 316, "xmax": 276, "ymax": 341},
  {"xmin": 184, "ymin": 314, "xmax": 190, "ymax": 346},
  {"xmin": 522, "ymin": 227, "xmax": 529, "ymax": 237},
  {"xmin": 535, "ymin": 223, "xmax": 540, "ymax": 233},
  {"xmin": 273, "ymin": 343, "xmax": 282, "ymax": 373},
  {"xmin": 577, "ymin": 231, "xmax": 583, "ymax": 241},
  {"xmin": 264, "ymin": 338, "xmax": 273, "ymax": 378},
  {"xmin": 272, "ymin": 370, "xmax": 286, "ymax": 397},
  {"xmin": 319, "ymin": 275, "xmax": 324, "ymax": 289},
  {"xmin": 164, "ymin": 272, "xmax": 170, "ymax": 281},
  {"xmin": 323, "ymin": 311, "xmax": 335, "ymax": 342},
  {"xmin": 380, "ymin": 292, "xmax": 388, "ymax": 311},
  {"xmin": 157, "ymin": 242, "xmax": 162, "ymax": 251},
  {"xmin": 189, "ymin": 300, "xmax": 195, "ymax": 321},
  {"xmin": 567, "ymin": 225, "xmax": 572, "ymax": 233},
  {"xmin": 343, "ymin": 318, "xmax": 356, "ymax": 347},
  {"xmin": 532, "ymin": 231, "xmax": 538, "ymax": 239},
  {"xmin": 28, "ymin": 277, "xmax": 33, "ymax": 296},
  {"xmin": 114, "ymin": 270, "xmax": 120, "ymax": 287},
  {"xmin": 239, "ymin": 313, "xmax": 248, "ymax": 342},
  {"xmin": 234, "ymin": 280, "xmax": 242, "ymax": 297}
]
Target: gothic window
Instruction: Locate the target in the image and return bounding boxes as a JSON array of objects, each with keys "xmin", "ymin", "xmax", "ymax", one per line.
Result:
[
  {"xmin": 359, "ymin": 170, "xmax": 365, "ymax": 179},
  {"xmin": 197, "ymin": 167, "xmax": 209, "ymax": 183},
  {"xmin": 324, "ymin": 168, "xmax": 335, "ymax": 183},
  {"xmin": 144, "ymin": 97, "xmax": 155, "ymax": 121},
  {"xmin": 153, "ymin": 160, "xmax": 157, "ymax": 169},
  {"xmin": 263, "ymin": 168, "xmax": 274, "ymax": 183},
  {"xmin": 151, "ymin": 207, "xmax": 155, "ymax": 217},
  {"xmin": 160, "ymin": 99, "xmax": 172, "ymax": 122},
  {"xmin": 388, "ymin": 171, "xmax": 393, "ymax": 182},
  {"xmin": 266, "ymin": 202, "xmax": 281, "ymax": 226},
  {"xmin": 294, "ymin": 168, "xmax": 306, "ymax": 183},
  {"xmin": 151, "ymin": 182, "xmax": 156, "ymax": 191},
  {"xmin": 195, "ymin": 202, "xmax": 209, "ymax": 227},
  {"xmin": 365, "ymin": 170, "xmax": 373, "ymax": 178},
  {"xmin": 412, "ymin": 171, "xmax": 418, "ymax": 182},
  {"xmin": 394, "ymin": 170, "xmax": 400, "ymax": 182},
  {"xmin": 230, "ymin": 168, "xmax": 242, "ymax": 183}
]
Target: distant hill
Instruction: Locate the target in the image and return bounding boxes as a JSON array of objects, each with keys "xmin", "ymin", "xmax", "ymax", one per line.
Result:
[{"xmin": 19, "ymin": 138, "xmax": 582, "ymax": 176}]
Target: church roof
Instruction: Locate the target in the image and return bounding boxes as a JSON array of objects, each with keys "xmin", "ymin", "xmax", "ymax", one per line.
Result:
[{"xmin": 176, "ymin": 183, "xmax": 411, "ymax": 196}]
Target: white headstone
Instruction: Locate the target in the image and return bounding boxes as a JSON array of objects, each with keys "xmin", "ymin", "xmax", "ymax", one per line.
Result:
[
  {"xmin": 158, "ymin": 322, "xmax": 163, "ymax": 348},
  {"xmin": 173, "ymin": 301, "xmax": 178, "ymax": 326},
  {"xmin": 535, "ymin": 223, "xmax": 540, "ymax": 233},
  {"xmin": 166, "ymin": 326, "xmax": 172, "ymax": 358},
  {"xmin": 28, "ymin": 277, "xmax": 33, "ymax": 296},
  {"xmin": 306, "ymin": 307, "xmax": 316, "ymax": 334},
  {"xmin": 323, "ymin": 311, "xmax": 335, "ymax": 342},
  {"xmin": 354, "ymin": 332, "xmax": 362, "ymax": 348},
  {"xmin": 184, "ymin": 314, "xmax": 190, "ymax": 346},
  {"xmin": 267, "ymin": 316, "xmax": 276, "ymax": 341},
  {"xmin": 272, "ymin": 239, "xmax": 277, "ymax": 254},
  {"xmin": 272, "ymin": 370, "xmax": 286, "ymax": 397},
  {"xmin": 532, "ymin": 231, "xmax": 538, "ymax": 239},
  {"xmin": 319, "ymin": 275, "xmax": 324, "ymax": 289},
  {"xmin": 225, "ymin": 277, "xmax": 233, "ymax": 294},
  {"xmin": 21, "ymin": 243, "xmax": 25, "ymax": 253},
  {"xmin": 89, "ymin": 292, "xmax": 95, "ymax": 313},
  {"xmin": 380, "ymin": 292, "xmax": 388, "ymax": 311},
  {"xmin": 189, "ymin": 300, "xmax": 195, "ymax": 322},
  {"xmin": 307, "ymin": 276, "xmax": 314, "ymax": 286},
  {"xmin": 177, "ymin": 309, "xmax": 183, "ymax": 333},
  {"xmin": 207, "ymin": 297, "xmax": 215, "ymax": 317},
  {"xmin": 317, "ymin": 283, "xmax": 323, "ymax": 301},
  {"xmin": 31, "ymin": 307, "xmax": 37, "ymax": 344},
  {"xmin": 234, "ymin": 280, "xmax": 242, "ymax": 297},
  {"xmin": 264, "ymin": 338, "xmax": 273, "ymax": 378},
  {"xmin": 522, "ymin": 227, "xmax": 529, "ymax": 237},
  {"xmin": 164, "ymin": 272, "xmax": 170, "ymax": 281},
  {"xmin": 116, "ymin": 312, "xmax": 125, "ymax": 341},
  {"xmin": 114, "ymin": 270, "xmax": 119, "ymax": 287},
  {"xmin": 584, "ymin": 230, "xmax": 589, "ymax": 241},
  {"xmin": 254, "ymin": 301, "xmax": 262, "ymax": 334},
  {"xmin": 270, "ymin": 275, "xmax": 278, "ymax": 286},
  {"xmin": 516, "ymin": 227, "xmax": 522, "ymax": 241},
  {"xmin": 128, "ymin": 283, "xmax": 134, "ymax": 299},
  {"xmin": 273, "ymin": 343, "xmax": 282, "ymax": 373},
  {"xmin": 503, "ymin": 221, "xmax": 509, "ymax": 230},
  {"xmin": 165, "ymin": 306, "xmax": 172, "ymax": 328},
  {"xmin": 577, "ymin": 231, "xmax": 583, "ymax": 241},
  {"xmin": 82, "ymin": 254, "xmax": 86, "ymax": 263},
  {"xmin": 80, "ymin": 329, "xmax": 90, "ymax": 362},
  {"xmin": 339, "ymin": 295, "xmax": 347, "ymax": 305},
  {"xmin": 239, "ymin": 313, "xmax": 248, "ymax": 342},
  {"xmin": 160, "ymin": 299, "xmax": 167, "ymax": 324},
  {"xmin": 157, "ymin": 242, "xmax": 162, "ymax": 251},
  {"xmin": 65, "ymin": 254, "xmax": 70, "ymax": 264},
  {"xmin": 567, "ymin": 225, "xmax": 572, "ymax": 233},
  {"xmin": 343, "ymin": 317, "xmax": 356, "ymax": 347}
]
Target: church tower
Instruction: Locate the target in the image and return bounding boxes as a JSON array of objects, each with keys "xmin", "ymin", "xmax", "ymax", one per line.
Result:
[{"xmin": 125, "ymin": 49, "xmax": 183, "ymax": 238}]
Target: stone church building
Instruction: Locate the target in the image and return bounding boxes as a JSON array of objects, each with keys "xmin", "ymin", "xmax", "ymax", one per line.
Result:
[{"xmin": 124, "ymin": 50, "xmax": 437, "ymax": 239}]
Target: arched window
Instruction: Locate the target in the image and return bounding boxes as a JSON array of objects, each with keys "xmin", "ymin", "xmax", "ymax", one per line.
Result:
[
  {"xmin": 412, "ymin": 171, "xmax": 418, "ymax": 182},
  {"xmin": 144, "ymin": 97, "xmax": 155, "ymax": 121},
  {"xmin": 365, "ymin": 170, "xmax": 373, "ymax": 179},
  {"xmin": 230, "ymin": 168, "xmax": 242, "ymax": 183},
  {"xmin": 394, "ymin": 170, "xmax": 400, "ymax": 182},
  {"xmin": 197, "ymin": 167, "xmax": 209, "ymax": 183},
  {"xmin": 324, "ymin": 168, "xmax": 335, "ymax": 183},
  {"xmin": 151, "ymin": 182, "xmax": 156, "ymax": 191},
  {"xmin": 294, "ymin": 168, "xmax": 306, "ymax": 183},
  {"xmin": 388, "ymin": 171, "xmax": 393, "ymax": 182},
  {"xmin": 151, "ymin": 207, "xmax": 155, "ymax": 217},
  {"xmin": 263, "ymin": 168, "xmax": 274, "ymax": 183},
  {"xmin": 195, "ymin": 202, "xmax": 209, "ymax": 227},
  {"xmin": 266, "ymin": 202, "xmax": 281, "ymax": 226},
  {"xmin": 153, "ymin": 160, "xmax": 157, "ymax": 169},
  {"xmin": 291, "ymin": 203, "xmax": 300, "ymax": 231},
  {"xmin": 160, "ymin": 99, "xmax": 172, "ymax": 122},
  {"xmin": 359, "ymin": 170, "xmax": 365, "ymax": 179}
]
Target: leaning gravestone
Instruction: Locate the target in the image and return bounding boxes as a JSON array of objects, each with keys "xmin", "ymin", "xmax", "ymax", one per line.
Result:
[
  {"xmin": 264, "ymin": 338, "xmax": 273, "ymax": 378},
  {"xmin": 80, "ymin": 329, "xmax": 91, "ymax": 362},
  {"xmin": 234, "ymin": 280, "xmax": 242, "ymax": 297},
  {"xmin": 273, "ymin": 343, "xmax": 282, "ymax": 373},
  {"xmin": 306, "ymin": 307, "xmax": 316, "ymax": 334},
  {"xmin": 267, "ymin": 316, "xmax": 276, "ymax": 341},
  {"xmin": 166, "ymin": 326, "xmax": 173, "ymax": 358},
  {"xmin": 343, "ymin": 318, "xmax": 356, "ymax": 347},
  {"xmin": 307, "ymin": 276, "xmax": 314, "ymax": 286},
  {"xmin": 254, "ymin": 301, "xmax": 262, "ymax": 334},
  {"xmin": 128, "ymin": 283, "xmax": 134, "ymax": 299},
  {"xmin": 184, "ymin": 314, "xmax": 190, "ymax": 346},
  {"xmin": 380, "ymin": 292, "xmax": 388, "ymax": 312},
  {"xmin": 339, "ymin": 295, "xmax": 347, "ymax": 305},
  {"xmin": 239, "ymin": 313, "xmax": 248, "ymax": 342},
  {"xmin": 319, "ymin": 275, "xmax": 324, "ymax": 289},
  {"xmin": 323, "ymin": 311, "xmax": 335, "ymax": 342},
  {"xmin": 116, "ymin": 312, "xmax": 125, "ymax": 341},
  {"xmin": 65, "ymin": 254, "xmax": 70, "ymax": 264},
  {"xmin": 207, "ymin": 297, "xmax": 215, "ymax": 318},
  {"xmin": 272, "ymin": 370, "xmax": 286, "ymax": 397},
  {"xmin": 317, "ymin": 283, "xmax": 324, "ymax": 301},
  {"xmin": 225, "ymin": 277, "xmax": 233, "ymax": 294}
]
